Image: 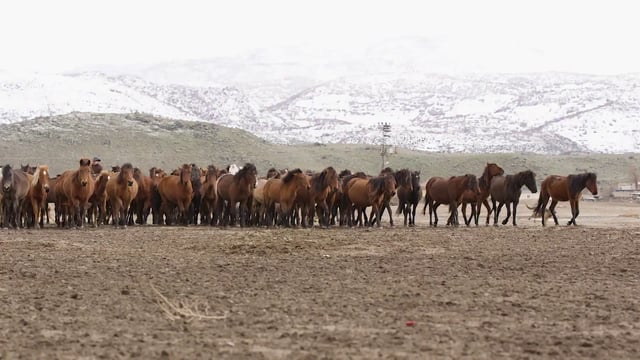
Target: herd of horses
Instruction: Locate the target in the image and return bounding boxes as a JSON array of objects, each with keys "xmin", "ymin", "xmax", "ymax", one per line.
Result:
[{"xmin": 0, "ymin": 158, "xmax": 599, "ymax": 230}]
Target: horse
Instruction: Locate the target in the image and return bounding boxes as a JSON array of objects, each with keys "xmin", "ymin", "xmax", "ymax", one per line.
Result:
[
  {"xmin": 458, "ymin": 163, "xmax": 504, "ymax": 226},
  {"xmin": 1, "ymin": 165, "xmax": 31, "ymax": 228},
  {"xmin": 199, "ymin": 165, "xmax": 219, "ymax": 226},
  {"xmin": 20, "ymin": 164, "xmax": 37, "ymax": 174},
  {"xmin": 422, "ymin": 174, "xmax": 478, "ymax": 227},
  {"xmin": 297, "ymin": 166, "xmax": 339, "ymax": 227},
  {"xmin": 129, "ymin": 168, "xmax": 153, "ymax": 225},
  {"xmin": 87, "ymin": 171, "xmax": 110, "ymax": 227},
  {"xmin": 263, "ymin": 168, "xmax": 311, "ymax": 227},
  {"xmin": 157, "ymin": 164, "xmax": 193, "ymax": 225},
  {"xmin": 216, "ymin": 163, "xmax": 257, "ymax": 227},
  {"xmin": 346, "ymin": 174, "xmax": 396, "ymax": 227},
  {"xmin": 489, "ymin": 170, "xmax": 537, "ymax": 226},
  {"xmin": 149, "ymin": 167, "xmax": 166, "ymax": 225},
  {"xmin": 56, "ymin": 158, "xmax": 95, "ymax": 228},
  {"xmin": 24, "ymin": 165, "xmax": 50, "ymax": 228},
  {"xmin": 533, "ymin": 172, "xmax": 598, "ymax": 226},
  {"xmin": 188, "ymin": 164, "xmax": 203, "ymax": 225},
  {"xmin": 371, "ymin": 168, "xmax": 412, "ymax": 226},
  {"xmin": 396, "ymin": 170, "xmax": 422, "ymax": 226},
  {"xmin": 106, "ymin": 163, "xmax": 139, "ymax": 227}
]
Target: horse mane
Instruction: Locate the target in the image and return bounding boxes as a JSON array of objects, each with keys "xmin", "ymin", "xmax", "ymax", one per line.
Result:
[
  {"xmin": 394, "ymin": 168, "xmax": 411, "ymax": 186},
  {"xmin": 507, "ymin": 170, "xmax": 534, "ymax": 192},
  {"xmin": 117, "ymin": 163, "xmax": 134, "ymax": 184},
  {"xmin": 339, "ymin": 169, "xmax": 352, "ymax": 178},
  {"xmin": 282, "ymin": 168, "xmax": 303, "ymax": 184},
  {"xmin": 235, "ymin": 163, "xmax": 256, "ymax": 180},
  {"xmin": 380, "ymin": 167, "xmax": 394, "ymax": 175},
  {"xmin": 2, "ymin": 164, "xmax": 12, "ymax": 178},
  {"xmin": 31, "ymin": 165, "xmax": 48, "ymax": 187},
  {"xmin": 368, "ymin": 176, "xmax": 386, "ymax": 193},
  {"xmin": 312, "ymin": 166, "xmax": 336, "ymax": 193},
  {"xmin": 568, "ymin": 172, "xmax": 596, "ymax": 195},
  {"xmin": 133, "ymin": 167, "xmax": 143, "ymax": 179}
]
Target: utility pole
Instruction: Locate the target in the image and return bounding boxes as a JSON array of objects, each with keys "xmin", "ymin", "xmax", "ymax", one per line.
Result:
[{"xmin": 379, "ymin": 122, "xmax": 391, "ymax": 171}]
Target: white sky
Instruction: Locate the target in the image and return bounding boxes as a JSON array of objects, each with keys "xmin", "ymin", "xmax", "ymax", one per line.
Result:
[{"xmin": 1, "ymin": 0, "xmax": 639, "ymax": 74}]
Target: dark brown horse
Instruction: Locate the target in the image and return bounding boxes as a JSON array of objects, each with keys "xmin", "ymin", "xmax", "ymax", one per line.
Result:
[
  {"xmin": 106, "ymin": 163, "xmax": 138, "ymax": 227},
  {"xmin": 87, "ymin": 171, "xmax": 110, "ymax": 227},
  {"xmin": 533, "ymin": 172, "xmax": 598, "ymax": 226},
  {"xmin": 129, "ymin": 167, "xmax": 153, "ymax": 225},
  {"xmin": 346, "ymin": 174, "xmax": 396, "ymax": 227},
  {"xmin": 395, "ymin": 170, "xmax": 422, "ymax": 226},
  {"xmin": 1, "ymin": 165, "xmax": 31, "ymax": 228},
  {"xmin": 149, "ymin": 167, "xmax": 166, "ymax": 225},
  {"xmin": 216, "ymin": 163, "xmax": 257, "ymax": 227},
  {"xmin": 372, "ymin": 168, "xmax": 413, "ymax": 226},
  {"xmin": 423, "ymin": 174, "xmax": 478, "ymax": 227},
  {"xmin": 489, "ymin": 170, "xmax": 537, "ymax": 226},
  {"xmin": 459, "ymin": 163, "xmax": 504, "ymax": 226},
  {"xmin": 157, "ymin": 164, "xmax": 193, "ymax": 225}
]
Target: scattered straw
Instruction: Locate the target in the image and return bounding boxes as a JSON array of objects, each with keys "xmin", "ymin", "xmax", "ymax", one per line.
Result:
[{"xmin": 149, "ymin": 283, "xmax": 227, "ymax": 322}]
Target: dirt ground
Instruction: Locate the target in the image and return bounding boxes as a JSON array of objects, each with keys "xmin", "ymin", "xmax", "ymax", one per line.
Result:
[{"xmin": 1, "ymin": 200, "xmax": 640, "ymax": 359}]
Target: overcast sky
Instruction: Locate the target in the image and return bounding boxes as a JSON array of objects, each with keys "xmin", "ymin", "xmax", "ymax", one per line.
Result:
[{"xmin": 2, "ymin": 0, "xmax": 639, "ymax": 74}]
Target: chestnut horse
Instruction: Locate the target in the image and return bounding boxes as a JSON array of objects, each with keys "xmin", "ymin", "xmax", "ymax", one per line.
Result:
[
  {"xmin": 57, "ymin": 158, "xmax": 95, "ymax": 228},
  {"xmin": 25, "ymin": 165, "xmax": 50, "ymax": 228},
  {"xmin": 157, "ymin": 164, "xmax": 193, "ymax": 225},
  {"xmin": 395, "ymin": 170, "xmax": 422, "ymax": 226},
  {"xmin": 459, "ymin": 163, "xmax": 504, "ymax": 226},
  {"xmin": 1, "ymin": 165, "xmax": 31, "ymax": 228},
  {"xmin": 106, "ymin": 163, "xmax": 139, "ymax": 227},
  {"xmin": 489, "ymin": 170, "xmax": 537, "ymax": 226},
  {"xmin": 199, "ymin": 165, "xmax": 219, "ymax": 226},
  {"xmin": 373, "ymin": 168, "xmax": 413, "ymax": 226},
  {"xmin": 346, "ymin": 174, "xmax": 396, "ymax": 227},
  {"xmin": 149, "ymin": 167, "xmax": 167, "ymax": 225},
  {"xmin": 216, "ymin": 163, "xmax": 257, "ymax": 227},
  {"xmin": 263, "ymin": 168, "xmax": 311, "ymax": 227},
  {"xmin": 422, "ymin": 174, "xmax": 478, "ymax": 227},
  {"xmin": 533, "ymin": 172, "xmax": 598, "ymax": 226}
]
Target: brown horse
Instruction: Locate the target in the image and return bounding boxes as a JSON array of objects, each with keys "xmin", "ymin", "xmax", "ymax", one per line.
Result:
[
  {"xmin": 2, "ymin": 165, "xmax": 31, "ymax": 228},
  {"xmin": 87, "ymin": 171, "xmax": 110, "ymax": 227},
  {"xmin": 459, "ymin": 163, "xmax": 504, "ymax": 226},
  {"xmin": 199, "ymin": 165, "xmax": 219, "ymax": 226},
  {"xmin": 297, "ymin": 166, "xmax": 339, "ymax": 227},
  {"xmin": 107, "ymin": 163, "xmax": 139, "ymax": 227},
  {"xmin": 157, "ymin": 164, "xmax": 193, "ymax": 225},
  {"xmin": 129, "ymin": 168, "xmax": 153, "ymax": 225},
  {"xmin": 263, "ymin": 168, "xmax": 311, "ymax": 227},
  {"xmin": 533, "ymin": 172, "xmax": 598, "ymax": 226},
  {"xmin": 489, "ymin": 170, "xmax": 537, "ymax": 226},
  {"xmin": 57, "ymin": 158, "xmax": 95, "ymax": 228},
  {"xmin": 24, "ymin": 165, "xmax": 50, "ymax": 228},
  {"xmin": 395, "ymin": 170, "xmax": 422, "ymax": 226},
  {"xmin": 216, "ymin": 163, "xmax": 257, "ymax": 227},
  {"xmin": 423, "ymin": 174, "xmax": 478, "ymax": 227},
  {"xmin": 372, "ymin": 168, "xmax": 413, "ymax": 226},
  {"xmin": 346, "ymin": 174, "xmax": 396, "ymax": 227}
]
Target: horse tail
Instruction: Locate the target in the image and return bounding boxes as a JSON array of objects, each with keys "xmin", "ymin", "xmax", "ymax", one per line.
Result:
[{"xmin": 532, "ymin": 183, "xmax": 549, "ymax": 216}]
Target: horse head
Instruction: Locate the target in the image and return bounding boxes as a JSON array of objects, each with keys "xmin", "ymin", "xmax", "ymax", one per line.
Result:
[
  {"xmin": 384, "ymin": 174, "xmax": 397, "ymax": 197},
  {"xmin": 77, "ymin": 159, "xmax": 92, "ymax": 187},
  {"xmin": 33, "ymin": 165, "xmax": 50, "ymax": 193},
  {"xmin": 119, "ymin": 163, "xmax": 135, "ymax": 187},
  {"xmin": 179, "ymin": 164, "xmax": 192, "ymax": 186},
  {"xmin": 2, "ymin": 165, "xmax": 12, "ymax": 193},
  {"xmin": 585, "ymin": 173, "xmax": 598, "ymax": 196},
  {"xmin": 395, "ymin": 169, "xmax": 413, "ymax": 192},
  {"xmin": 522, "ymin": 170, "xmax": 537, "ymax": 193}
]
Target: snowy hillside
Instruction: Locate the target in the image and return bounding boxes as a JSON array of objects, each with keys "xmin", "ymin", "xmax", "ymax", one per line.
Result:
[{"xmin": 1, "ymin": 66, "xmax": 639, "ymax": 154}]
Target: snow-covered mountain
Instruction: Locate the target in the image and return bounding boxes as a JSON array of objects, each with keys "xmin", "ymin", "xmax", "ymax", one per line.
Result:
[{"xmin": 2, "ymin": 59, "xmax": 640, "ymax": 154}]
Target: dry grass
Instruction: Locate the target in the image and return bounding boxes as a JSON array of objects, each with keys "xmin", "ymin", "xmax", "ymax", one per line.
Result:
[{"xmin": 149, "ymin": 283, "xmax": 227, "ymax": 322}]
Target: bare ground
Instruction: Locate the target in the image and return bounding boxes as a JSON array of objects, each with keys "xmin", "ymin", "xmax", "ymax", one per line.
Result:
[{"xmin": 1, "ymin": 201, "xmax": 640, "ymax": 359}]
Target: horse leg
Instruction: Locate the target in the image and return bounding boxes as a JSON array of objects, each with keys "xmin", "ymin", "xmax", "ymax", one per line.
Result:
[
  {"xmin": 373, "ymin": 203, "xmax": 383, "ymax": 228},
  {"xmin": 501, "ymin": 202, "xmax": 511, "ymax": 225},
  {"xmin": 549, "ymin": 200, "xmax": 559, "ymax": 225},
  {"xmin": 461, "ymin": 202, "xmax": 469, "ymax": 226},
  {"xmin": 511, "ymin": 200, "xmax": 519, "ymax": 226},
  {"xmin": 568, "ymin": 199, "xmax": 579, "ymax": 226},
  {"xmin": 411, "ymin": 202, "xmax": 418, "ymax": 226},
  {"xmin": 492, "ymin": 199, "xmax": 501, "ymax": 226},
  {"xmin": 386, "ymin": 203, "xmax": 393, "ymax": 227},
  {"xmin": 432, "ymin": 203, "xmax": 439, "ymax": 227}
]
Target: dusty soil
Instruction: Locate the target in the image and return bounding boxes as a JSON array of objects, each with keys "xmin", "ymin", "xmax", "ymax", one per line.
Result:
[{"xmin": 1, "ymin": 201, "xmax": 640, "ymax": 359}]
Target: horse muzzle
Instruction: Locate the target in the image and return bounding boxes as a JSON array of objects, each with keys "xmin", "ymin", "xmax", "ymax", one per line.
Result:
[
  {"xmin": 128, "ymin": 180, "xmax": 134, "ymax": 186},
  {"xmin": 81, "ymin": 180, "xmax": 88, "ymax": 187},
  {"xmin": 2, "ymin": 185, "xmax": 10, "ymax": 193},
  {"xmin": 44, "ymin": 185, "xmax": 50, "ymax": 193}
]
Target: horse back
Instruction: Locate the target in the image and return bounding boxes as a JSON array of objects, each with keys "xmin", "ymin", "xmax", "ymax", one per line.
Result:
[
  {"xmin": 542, "ymin": 175, "xmax": 570, "ymax": 201},
  {"xmin": 346, "ymin": 178, "xmax": 370, "ymax": 207},
  {"xmin": 426, "ymin": 177, "xmax": 450, "ymax": 203}
]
